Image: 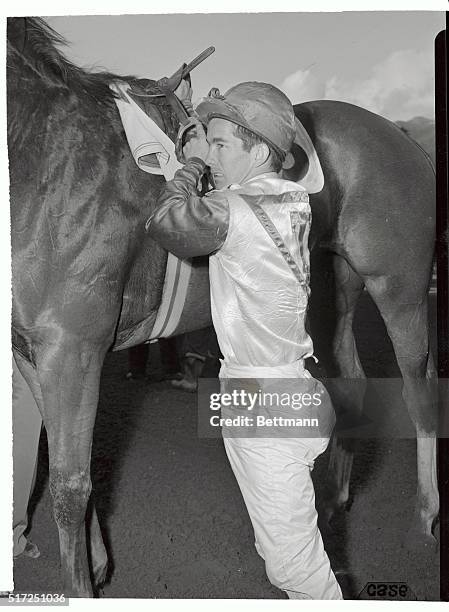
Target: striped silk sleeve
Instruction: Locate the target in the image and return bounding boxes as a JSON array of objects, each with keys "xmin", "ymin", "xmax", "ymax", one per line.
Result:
[{"xmin": 145, "ymin": 157, "xmax": 229, "ymax": 259}]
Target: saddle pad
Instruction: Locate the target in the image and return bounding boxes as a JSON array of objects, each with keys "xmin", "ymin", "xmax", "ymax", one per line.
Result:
[
  {"xmin": 113, "ymin": 257, "xmax": 211, "ymax": 351},
  {"xmin": 110, "ymin": 80, "xmax": 193, "ymax": 341}
]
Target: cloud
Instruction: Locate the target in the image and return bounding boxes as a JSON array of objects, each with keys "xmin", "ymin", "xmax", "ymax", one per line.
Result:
[
  {"xmin": 279, "ymin": 49, "xmax": 434, "ymax": 121},
  {"xmin": 280, "ymin": 68, "xmax": 325, "ymax": 103}
]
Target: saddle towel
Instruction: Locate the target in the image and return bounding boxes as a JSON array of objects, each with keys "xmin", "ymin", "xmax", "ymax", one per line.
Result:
[
  {"xmin": 109, "ymin": 81, "xmax": 181, "ymax": 177},
  {"xmin": 110, "ymin": 81, "xmax": 191, "ymax": 339}
]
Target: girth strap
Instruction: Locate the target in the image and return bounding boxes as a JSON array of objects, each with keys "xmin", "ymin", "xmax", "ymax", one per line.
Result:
[{"xmin": 156, "ymin": 76, "xmax": 190, "ymax": 125}]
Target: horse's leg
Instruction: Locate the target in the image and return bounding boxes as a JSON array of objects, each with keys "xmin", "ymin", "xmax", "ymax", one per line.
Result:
[
  {"xmin": 323, "ymin": 255, "xmax": 366, "ymax": 523},
  {"xmin": 88, "ymin": 504, "xmax": 108, "ymax": 588},
  {"xmin": 366, "ymin": 279, "xmax": 438, "ymax": 548},
  {"xmin": 14, "ymin": 348, "xmax": 108, "ymax": 589},
  {"xmin": 33, "ymin": 340, "xmax": 107, "ymax": 597}
]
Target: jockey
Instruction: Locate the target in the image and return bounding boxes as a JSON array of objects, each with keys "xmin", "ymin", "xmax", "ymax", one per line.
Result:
[{"xmin": 146, "ymin": 81, "xmax": 342, "ymax": 600}]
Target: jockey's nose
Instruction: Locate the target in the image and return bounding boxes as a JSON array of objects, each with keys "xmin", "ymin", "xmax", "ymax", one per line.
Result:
[{"xmin": 205, "ymin": 146, "xmax": 215, "ymax": 167}]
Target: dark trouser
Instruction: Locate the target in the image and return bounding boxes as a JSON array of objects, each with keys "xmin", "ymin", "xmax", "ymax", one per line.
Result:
[{"xmin": 177, "ymin": 327, "xmax": 221, "ymax": 362}]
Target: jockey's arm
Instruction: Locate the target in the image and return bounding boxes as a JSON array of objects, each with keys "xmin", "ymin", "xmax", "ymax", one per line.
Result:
[{"xmin": 145, "ymin": 158, "xmax": 229, "ymax": 259}]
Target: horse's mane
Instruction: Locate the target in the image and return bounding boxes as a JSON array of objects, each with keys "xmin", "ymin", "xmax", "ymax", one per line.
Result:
[{"xmin": 8, "ymin": 17, "xmax": 140, "ymax": 105}]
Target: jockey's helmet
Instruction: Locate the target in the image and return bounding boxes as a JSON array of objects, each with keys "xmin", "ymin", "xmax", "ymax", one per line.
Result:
[{"xmin": 195, "ymin": 82, "xmax": 296, "ymax": 167}]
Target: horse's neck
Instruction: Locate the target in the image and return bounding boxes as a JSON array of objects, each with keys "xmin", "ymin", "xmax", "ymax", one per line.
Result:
[{"xmin": 7, "ymin": 48, "xmax": 54, "ymax": 129}]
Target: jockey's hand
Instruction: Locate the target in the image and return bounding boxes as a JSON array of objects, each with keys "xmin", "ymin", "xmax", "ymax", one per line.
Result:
[
  {"xmin": 183, "ymin": 122, "xmax": 209, "ymax": 162},
  {"xmin": 176, "ymin": 117, "xmax": 209, "ymax": 164}
]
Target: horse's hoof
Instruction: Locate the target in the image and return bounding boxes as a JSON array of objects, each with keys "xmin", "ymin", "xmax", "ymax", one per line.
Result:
[
  {"xmin": 318, "ymin": 509, "xmax": 345, "ymax": 537},
  {"xmin": 318, "ymin": 515, "xmax": 334, "ymax": 536},
  {"xmin": 93, "ymin": 562, "xmax": 108, "ymax": 588},
  {"xmin": 14, "ymin": 540, "xmax": 40, "ymax": 559},
  {"xmin": 94, "ymin": 586, "xmax": 105, "ymax": 598},
  {"xmin": 320, "ymin": 496, "xmax": 349, "ymax": 527}
]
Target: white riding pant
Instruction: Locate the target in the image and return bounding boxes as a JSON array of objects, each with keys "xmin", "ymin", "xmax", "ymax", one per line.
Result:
[{"xmin": 220, "ymin": 359, "xmax": 343, "ymax": 600}]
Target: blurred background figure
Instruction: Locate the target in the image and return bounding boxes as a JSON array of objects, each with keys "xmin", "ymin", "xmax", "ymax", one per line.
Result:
[
  {"xmin": 12, "ymin": 355, "xmax": 42, "ymax": 559},
  {"xmin": 172, "ymin": 327, "xmax": 221, "ymax": 392},
  {"xmin": 125, "ymin": 338, "xmax": 180, "ymax": 381},
  {"xmin": 125, "ymin": 327, "xmax": 221, "ymax": 392}
]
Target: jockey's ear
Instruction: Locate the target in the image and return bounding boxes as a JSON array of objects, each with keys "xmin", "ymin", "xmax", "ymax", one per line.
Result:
[{"xmin": 254, "ymin": 142, "xmax": 270, "ymax": 167}]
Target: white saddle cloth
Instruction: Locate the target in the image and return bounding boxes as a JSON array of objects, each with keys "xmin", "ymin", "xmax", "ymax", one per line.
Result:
[
  {"xmin": 109, "ymin": 81, "xmax": 191, "ymax": 339},
  {"xmin": 109, "ymin": 81, "xmax": 182, "ymax": 178}
]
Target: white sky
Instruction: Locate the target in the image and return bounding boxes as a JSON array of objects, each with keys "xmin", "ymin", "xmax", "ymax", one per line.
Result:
[{"xmin": 45, "ymin": 11, "xmax": 445, "ymax": 121}]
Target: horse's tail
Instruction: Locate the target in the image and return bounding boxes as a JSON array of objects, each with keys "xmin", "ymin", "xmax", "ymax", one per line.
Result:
[
  {"xmin": 392, "ymin": 120, "xmax": 436, "ymax": 293},
  {"xmin": 412, "ymin": 138, "xmax": 436, "ymax": 177}
]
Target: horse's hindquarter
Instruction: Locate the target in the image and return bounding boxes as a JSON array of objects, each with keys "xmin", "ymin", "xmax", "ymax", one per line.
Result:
[
  {"xmin": 296, "ymin": 101, "xmax": 435, "ymax": 289},
  {"xmin": 9, "ymin": 77, "xmax": 166, "ymax": 358},
  {"xmin": 296, "ymin": 104, "xmax": 438, "ymax": 541}
]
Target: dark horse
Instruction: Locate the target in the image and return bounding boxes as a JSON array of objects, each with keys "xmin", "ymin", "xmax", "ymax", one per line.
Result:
[{"xmin": 8, "ymin": 17, "xmax": 437, "ymax": 597}]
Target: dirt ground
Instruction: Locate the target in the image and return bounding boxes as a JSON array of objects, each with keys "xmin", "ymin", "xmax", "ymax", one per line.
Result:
[{"xmin": 13, "ymin": 292, "xmax": 440, "ymax": 600}]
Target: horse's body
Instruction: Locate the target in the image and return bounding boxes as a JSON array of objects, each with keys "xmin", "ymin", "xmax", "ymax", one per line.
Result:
[
  {"xmin": 8, "ymin": 17, "xmax": 437, "ymax": 597},
  {"xmin": 8, "ymin": 17, "xmax": 210, "ymax": 595},
  {"xmin": 293, "ymin": 101, "xmax": 437, "ymax": 544}
]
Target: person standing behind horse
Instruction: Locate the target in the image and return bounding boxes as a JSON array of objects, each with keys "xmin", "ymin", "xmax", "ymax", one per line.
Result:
[
  {"xmin": 12, "ymin": 355, "xmax": 42, "ymax": 559},
  {"xmin": 146, "ymin": 82, "xmax": 342, "ymax": 599}
]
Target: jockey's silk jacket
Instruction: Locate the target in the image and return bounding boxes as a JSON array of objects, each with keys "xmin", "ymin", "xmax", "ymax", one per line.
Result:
[{"xmin": 146, "ymin": 157, "xmax": 314, "ymax": 368}]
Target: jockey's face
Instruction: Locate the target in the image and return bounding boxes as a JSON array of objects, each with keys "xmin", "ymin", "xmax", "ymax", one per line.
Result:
[{"xmin": 205, "ymin": 118, "xmax": 261, "ymax": 190}]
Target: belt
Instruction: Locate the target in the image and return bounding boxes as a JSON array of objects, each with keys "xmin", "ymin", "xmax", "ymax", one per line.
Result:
[{"xmin": 219, "ymin": 359, "xmax": 310, "ymax": 379}]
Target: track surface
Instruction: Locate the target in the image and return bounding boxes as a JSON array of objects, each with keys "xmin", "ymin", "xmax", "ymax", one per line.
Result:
[{"xmin": 13, "ymin": 293, "xmax": 439, "ymax": 599}]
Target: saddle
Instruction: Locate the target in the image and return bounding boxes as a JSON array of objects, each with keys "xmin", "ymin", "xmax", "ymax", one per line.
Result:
[{"xmin": 125, "ymin": 46, "xmax": 215, "ymax": 134}]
